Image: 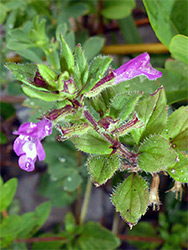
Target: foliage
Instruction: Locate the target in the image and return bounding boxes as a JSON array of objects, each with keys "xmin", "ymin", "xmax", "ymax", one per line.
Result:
[
  {"xmin": 5, "ymin": 33, "xmax": 188, "ymax": 228},
  {"xmin": 128, "ymin": 192, "xmax": 188, "ymax": 250},
  {"xmin": 0, "ymin": 178, "xmax": 120, "ymax": 249},
  {"xmin": 1, "ymin": 0, "xmax": 188, "ymax": 248}
]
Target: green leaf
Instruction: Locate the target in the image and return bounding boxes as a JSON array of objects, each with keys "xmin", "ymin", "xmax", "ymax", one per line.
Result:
[
  {"xmin": 87, "ymin": 154, "xmax": 120, "ymax": 186},
  {"xmin": 0, "ymin": 215, "xmax": 22, "ymax": 237},
  {"xmin": 138, "ymin": 135, "xmax": 178, "ymax": 172},
  {"xmin": 83, "ymin": 36, "xmax": 105, "ymax": 61},
  {"xmin": 16, "ymin": 49, "xmax": 43, "ymax": 63},
  {"xmin": 165, "ymin": 59, "xmax": 188, "ymax": 80},
  {"xmin": 46, "ymin": 49, "xmax": 61, "ymax": 71},
  {"xmin": 143, "ymin": 0, "xmax": 188, "ymax": 47},
  {"xmin": 31, "ymin": 233, "xmax": 63, "ymax": 250},
  {"xmin": 82, "ymin": 55, "xmax": 112, "ymax": 95},
  {"xmin": 0, "ymin": 131, "xmax": 8, "ymax": 144},
  {"xmin": 55, "ymin": 22, "xmax": 67, "ymax": 41},
  {"xmin": 109, "ymin": 91, "xmax": 142, "ymax": 121},
  {"xmin": 169, "ymin": 35, "xmax": 188, "ymax": 64},
  {"xmin": 64, "ymin": 212, "xmax": 76, "ymax": 233},
  {"xmin": 22, "ymin": 85, "xmax": 60, "ymax": 102},
  {"xmin": 165, "ymin": 106, "xmax": 188, "ymax": 151},
  {"xmin": 5, "ymin": 63, "xmax": 37, "ymax": 86},
  {"xmin": 64, "ymin": 3, "xmax": 89, "ymax": 18},
  {"xmin": 73, "ymin": 44, "xmax": 88, "ymax": 89},
  {"xmin": 37, "ymin": 64, "xmax": 57, "ymax": 88},
  {"xmin": 0, "ymin": 3, "xmax": 7, "ymax": 25},
  {"xmin": 63, "ymin": 170, "xmax": 82, "ymax": 192},
  {"xmin": 77, "ymin": 222, "xmax": 120, "ymax": 250},
  {"xmin": 18, "ymin": 202, "xmax": 51, "ymax": 238},
  {"xmin": 72, "ymin": 129, "xmax": 112, "ymax": 155},
  {"xmin": 0, "ymin": 178, "xmax": 17, "ymax": 212},
  {"xmin": 118, "ymin": 14, "xmax": 142, "ymax": 44},
  {"xmin": 127, "ymin": 222, "xmax": 160, "ymax": 250},
  {"xmin": 43, "ymin": 139, "xmax": 79, "ymax": 179},
  {"xmin": 23, "ymin": 98, "xmax": 56, "ymax": 123},
  {"xmin": 0, "ymin": 102, "xmax": 15, "ymax": 120},
  {"xmin": 64, "ymin": 31, "xmax": 75, "ymax": 52},
  {"xmin": 111, "ymin": 174, "xmax": 149, "ymax": 226},
  {"xmin": 102, "ymin": 0, "xmax": 135, "ymax": 19},
  {"xmin": 89, "ymin": 87, "xmax": 116, "ymax": 117},
  {"xmin": 38, "ymin": 173, "xmax": 77, "ymax": 207},
  {"xmin": 158, "ymin": 68, "xmax": 188, "ymax": 105},
  {"xmin": 59, "ymin": 34, "xmax": 74, "ymax": 74},
  {"xmin": 7, "ymin": 28, "xmax": 30, "ymax": 43},
  {"xmin": 131, "ymin": 87, "xmax": 167, "ymax": 144}
]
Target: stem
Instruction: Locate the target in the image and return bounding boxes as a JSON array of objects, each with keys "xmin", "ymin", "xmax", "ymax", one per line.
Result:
[
  {"xmin": 14, "ymin": 234, "xmax": 165, "ymax": 244},
  {"xmin": 112, "ymin": 212, "xmax": 119, "ymax": 235},
  {"xmin": 84, "ymin": 110, "xmax": 136, "ymax": 164},
  {"xmin": 80, "ymin": 178, "xmax": 92, "ymax": 225}
]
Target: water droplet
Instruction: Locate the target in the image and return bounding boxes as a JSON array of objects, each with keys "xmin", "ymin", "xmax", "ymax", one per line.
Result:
[
  {"xmin": 58, "ymin": 157, "xmax": 66, "ymax": 163},
  {"xmin": 67, "ymin": 177, "xmax": 72, "ymax": 182},
  {"xmin": 51, "ymin": 176, "xmax": 57, "ymax": 181},
  {"xmin": 171, "ymin": 169, "xmax": 176, "ymax": 174},
  {"xmin": 180, "ymin": 170, "xmax": 183, "ymax": 173},
  {"xmin": 184, "ymin": 178, "xmax": 186, "ymax": 181},
  {"xmin": 9, "ymin": 24, "xmax": 13, "ymax": 29},
  {"xmin": 30, "ymin": 102, "xmax": 34, "ymax": 106}
]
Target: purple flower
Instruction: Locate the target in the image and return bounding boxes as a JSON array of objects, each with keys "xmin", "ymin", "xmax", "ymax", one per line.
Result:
[
  {"xmin": 13, "ymin": 119, "xmax": 52, "ymax": 172},
  {"xmin": 90, "ymin": 53, "xmax": 162, "ymax": 93},
  {"xmin": 113, "ymin": 52, "xmax": 162, "ymax": 84}
]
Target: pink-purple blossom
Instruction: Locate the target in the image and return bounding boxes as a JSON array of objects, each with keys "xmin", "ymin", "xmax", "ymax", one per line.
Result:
[
  {"xmin": 91, "ymin": 53, "xmax": 162, "ymax": 92},
  {"xmin": 113, "ymin": 52, "xmax": 162, "ymax": 84},
  {"xmin": 13, "ymin": 119, "xmax": 52, "ymax": 172}
]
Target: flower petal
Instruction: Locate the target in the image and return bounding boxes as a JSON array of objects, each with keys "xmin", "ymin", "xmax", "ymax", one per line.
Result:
[
  {"xmin": 13, "ymin": 135, "xmax": 27, "ymax": 156},
  {"xmin": 36, "ymin": 140, "xmax": 45, "ymax": 161},
  {"xmin": 113, "ymin": 53, "xmax": 162, "ymax": 84},
  {"xmin": 37, "ymin": 119, "xmax": 53, "ymax": 140},
  {"xmin": 18, "ymin": 155, "xmax": 36, "ymax": 172},
  {"xmin": 13, "ymin": 122, "xmax": 38, "ymax": 137},
  {"xmin": 22, "ymin": 137, "xmax": 37, "ymax": 160}
]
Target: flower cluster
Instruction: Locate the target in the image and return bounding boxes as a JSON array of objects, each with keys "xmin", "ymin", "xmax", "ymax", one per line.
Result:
[{"xmin": 13, "ymin": 119, "xmax": 52, "ymax": 172}]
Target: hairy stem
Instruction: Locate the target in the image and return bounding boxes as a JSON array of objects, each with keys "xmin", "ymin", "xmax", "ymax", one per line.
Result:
[
  {"xmin": 80, "ymin": 177, "xmax": 92, "ymax": 225},
  {"xmin": 84, "ymin": 110, "xmax": 137, "ymax": 164}
]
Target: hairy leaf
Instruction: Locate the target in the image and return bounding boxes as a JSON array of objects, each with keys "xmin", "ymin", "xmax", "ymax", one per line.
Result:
[
  {"xmin": 167, "ymin": 152, "xmax": 188, "ymax": 183},
  {"xmin": 72, "ymin": 129, "xmax": 112, "ymax": 155},
  {"xmin": 111, "ymin": 174, "xmax": 149, "ymax": 226},
  {"xmin": 73, "ymin": 44, "xmax": 88, "ymax": 89},
  {"xmin": 131, "ymin": 87, "xmax": 167, "ymax": 144},
  {"xmin": 138, "ymin": 135, "xmax": 178, "ymax": 172},
  {"xmin": 109, "ymin": 91, "xmax": 142, "ymax": 121},
  {"xmin": 60, "ymin": 34, "xmax": 74, "ymax": 74},
  {"xmin": 87, "ymin": 154, "xmax": 120, "ymax": 186}
]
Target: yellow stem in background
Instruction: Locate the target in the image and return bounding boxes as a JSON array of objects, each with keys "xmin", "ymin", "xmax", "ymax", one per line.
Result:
[{"xmin": 102, "ymin": 43, "xmax": 169, "ymax": 55}]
